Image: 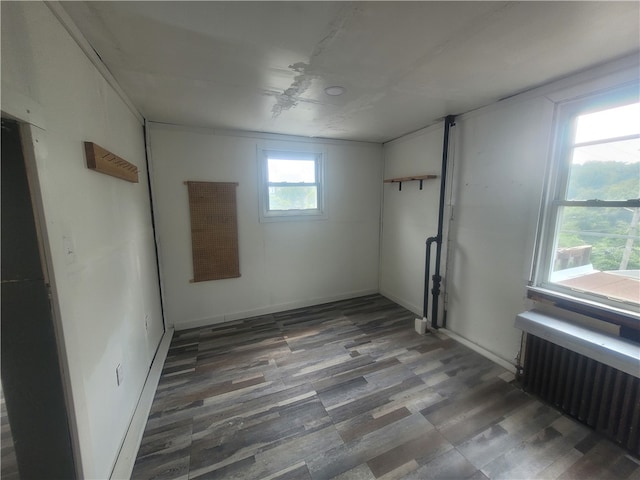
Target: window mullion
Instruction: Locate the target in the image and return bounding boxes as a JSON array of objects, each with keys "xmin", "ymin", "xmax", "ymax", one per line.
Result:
[
  {"xmin": 553, "ymin": 200, "xmax": 640, "ymax": 208},
  {"xmin": 572, "ymin": 132, "xmax": 640, "ymax": 149},
  {"xmin": 549, "ymin": 117, "xmax": 578, "ymax": 204},
  {"xmin": 268, "ymin": 182, "xmax": 318, "ymax": 188}
]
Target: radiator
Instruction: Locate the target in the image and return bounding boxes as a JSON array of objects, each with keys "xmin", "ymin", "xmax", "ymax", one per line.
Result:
[{"xmin": 522, "ymin": 334, "xmax": 640, "ymax": 456}]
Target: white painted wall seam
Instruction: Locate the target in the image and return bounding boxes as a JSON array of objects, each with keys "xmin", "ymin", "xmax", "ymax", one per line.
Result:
[
  {"xmin": 148, "ymin": 121, "xmax": 382, "ymax": 148},
  {"xmin": 458, "ymin": 54, "xmax": 639, "ymax": 123},
  {"xmin": 143, "ymin": 120, "xmax": 169, "ymax": 329},
  {"xmin": 383, "ymin": 120, "xmax": 444, "ymax": 148}
]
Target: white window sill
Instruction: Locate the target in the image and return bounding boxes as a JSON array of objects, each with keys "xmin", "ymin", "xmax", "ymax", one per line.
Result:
[
  {"xmin": 258, "ymin": 211, "xmax": 328, "ymax": 223},
  {"xmin": 527, "ymin": 286, "xmax": 640, "ymax": 330},
  {"xmin": 515, "ymin": 310, "xmax": 640, "ymax": 378}
]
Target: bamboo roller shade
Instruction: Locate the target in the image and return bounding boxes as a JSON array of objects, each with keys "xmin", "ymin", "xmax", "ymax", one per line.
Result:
[{"xmin": 186, "ymin": 181, "xmax": 240, "ymax": 282}]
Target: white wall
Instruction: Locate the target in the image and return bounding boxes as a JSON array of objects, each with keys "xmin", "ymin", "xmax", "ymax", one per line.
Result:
[
  {"xmin": 380, "ymin": 98, "xmax": 564, "ymax": 365},
  {"xmin": 1, "ymin": 2, "xmax": 164, "ymax": 478},
  {"xmin": 148, "ymin": 124, "xmax": 383, "ymax": 329},
  {"xmin": 443, "ymin": 97, "xmax": 553, "ymax": 364},
  {"xmin": 380, "ymin": 57, "xmax": 639, "ymax": 366},
  {"xmin": 379, "ymin": 124, "xmax": 444, "ymax": 315}
]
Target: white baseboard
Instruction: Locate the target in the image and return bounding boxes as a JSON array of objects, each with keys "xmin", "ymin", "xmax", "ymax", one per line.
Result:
[
  {"xmin": 173, "ymin": 289, "xmax": 379, "ymax": 331},
  {"xmin": 378, "ymin": 290, "xmax": 421, "ymax": 318},
  {"xmin": 376, "ymin": 292, "xmax": 516, "ymax": 374},
  {"xmin": 110, "ymin": 328, "xmax": 174, "ymax": 480},
  {"xmin": 440, "ymin": 328, "xmax": 517, "ymax": 374}
]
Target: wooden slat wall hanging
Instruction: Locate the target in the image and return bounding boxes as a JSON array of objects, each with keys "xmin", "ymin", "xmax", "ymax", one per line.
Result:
[
  {"xmin": 84, "ymin": 142, "xmax": 139, "ymax": 183},
  {"xmin": 186, "ymin": 181, "xmax": 240, "ymax": 282}
]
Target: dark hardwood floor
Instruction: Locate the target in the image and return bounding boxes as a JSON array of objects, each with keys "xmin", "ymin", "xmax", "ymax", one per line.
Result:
[{"xmin": 132, "ymin": 295, "xmax": 640, "ymax": 480}]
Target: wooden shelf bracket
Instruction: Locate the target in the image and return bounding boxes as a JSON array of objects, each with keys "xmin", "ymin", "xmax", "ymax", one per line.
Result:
[{"xmin": 383, "ymin": 174, "xmax": 438, "ymax": 191}]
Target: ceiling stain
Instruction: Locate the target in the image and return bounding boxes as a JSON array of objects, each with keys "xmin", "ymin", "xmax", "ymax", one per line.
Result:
[
  {"xmin": 270, "ymin": 4, "xmax": 362, "ymax": 118},
  {"xmin": 271, "ymin": 63, "xmax": 315, "ymax": 118}
]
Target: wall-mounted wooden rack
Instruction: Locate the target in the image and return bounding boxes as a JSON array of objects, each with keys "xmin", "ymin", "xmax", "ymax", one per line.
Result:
[
  {"xmin": 84, "ymin": 142, "xmax": 139, "ymax": 183},
  {"xmin": 383, "ymin": 174, "xmax": 438, "ymax": 191}
]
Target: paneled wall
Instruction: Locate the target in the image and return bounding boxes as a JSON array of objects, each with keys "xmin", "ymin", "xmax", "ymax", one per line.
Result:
[{"xmin": 148, "ymin": 124, "xmax": 383, "ymax": 329}]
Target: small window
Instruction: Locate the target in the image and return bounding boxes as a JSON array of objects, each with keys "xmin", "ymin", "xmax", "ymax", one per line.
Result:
[
  {"xmin": 535, "ymin": 85, "xmax": 640, "ymax": 311},
  {"xmin": 259, "ymin": 149, "xmax": 325, "ymax": 221}
]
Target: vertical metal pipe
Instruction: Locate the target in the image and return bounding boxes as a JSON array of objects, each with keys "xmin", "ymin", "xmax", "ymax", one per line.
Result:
[
  {"xmin": 423, "ymin": 236, "xmax": 437, "ymax": 319},
  {"xmin": 430, "ymin": 115, "xmax": 456, "ymax": 329}
]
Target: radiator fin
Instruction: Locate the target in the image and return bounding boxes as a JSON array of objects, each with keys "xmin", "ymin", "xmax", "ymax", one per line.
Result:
[{"xmin": 523, "ymin": 334, "xmax": 640, "ymax": 456}]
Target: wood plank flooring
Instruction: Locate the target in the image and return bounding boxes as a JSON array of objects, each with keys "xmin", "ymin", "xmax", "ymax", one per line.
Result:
[{"xmin": 132, "ymin": 295, "xmax": 640, "ymax": 480}]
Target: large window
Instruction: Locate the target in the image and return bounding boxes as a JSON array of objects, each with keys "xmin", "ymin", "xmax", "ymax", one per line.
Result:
[
  {"xmin": 258, "ymin": 149, "xmax": 325, "ymax": 221},
  {"xmin": 535, "ymin": 85, "xmax": 640, "ymax": 313}
]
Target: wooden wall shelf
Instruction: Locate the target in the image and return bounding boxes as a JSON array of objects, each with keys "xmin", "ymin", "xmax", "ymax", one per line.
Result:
[
  {"xmin": 84, "ymin": 142, "xmax": 139, "ymax": 183},
  {"xmin": 383, "ymin": 174, "xmax": 438, "ymax": 191}
]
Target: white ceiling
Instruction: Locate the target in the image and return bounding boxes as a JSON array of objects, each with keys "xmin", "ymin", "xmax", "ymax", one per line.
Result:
[{"xmin": 61, "ymin": 1, "xmax": 640, "ymax": 143}]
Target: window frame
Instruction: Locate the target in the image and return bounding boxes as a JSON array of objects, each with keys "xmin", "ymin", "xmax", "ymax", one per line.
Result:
[
  {"xmin": 532, "ymin": 83, "xmax": 640, "ymax": 318},
  {"xmin": 258, "ymin": 147, "xmax": 326, "ymax": 222}
]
